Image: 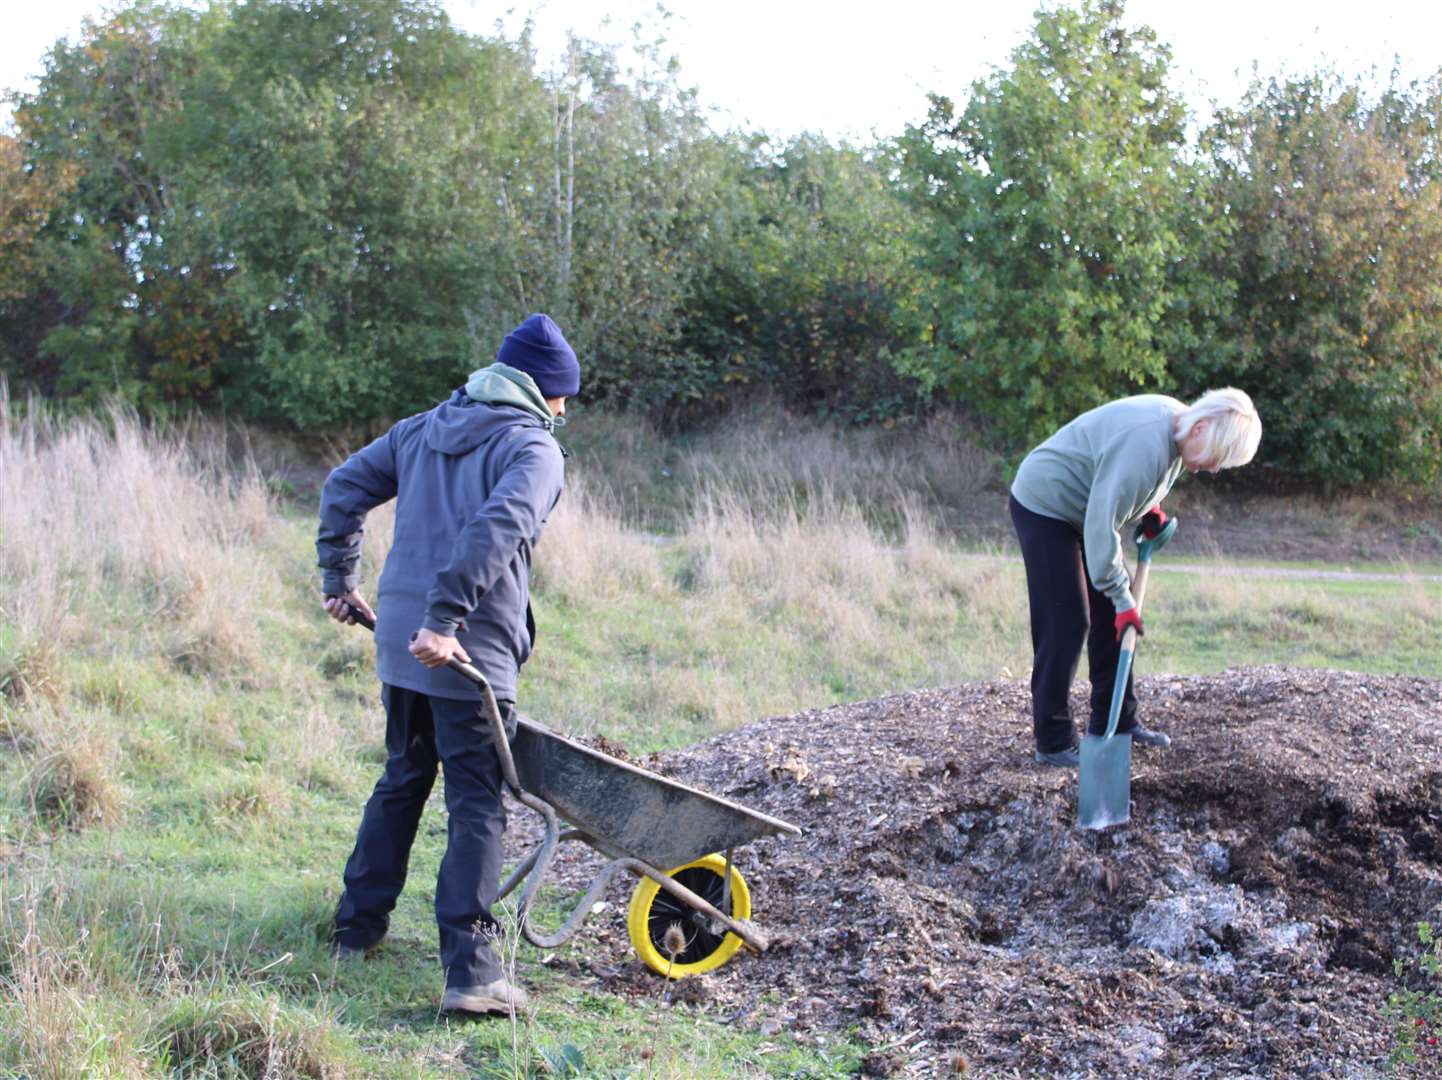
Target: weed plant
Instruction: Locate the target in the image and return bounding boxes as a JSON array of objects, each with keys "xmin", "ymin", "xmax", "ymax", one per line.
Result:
[{"xmin": 1387, "ymin": 921, "xmax": 1442, "ymax": 1071}]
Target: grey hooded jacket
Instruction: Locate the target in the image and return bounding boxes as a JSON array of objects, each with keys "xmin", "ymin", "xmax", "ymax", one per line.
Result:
[{"xmin": 317, "ymin": 389, "xmax": 565, "ymax": 701}]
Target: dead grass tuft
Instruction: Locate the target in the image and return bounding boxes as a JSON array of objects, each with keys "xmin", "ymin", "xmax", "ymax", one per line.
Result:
[
  {"xmin": 166, "ymin": 618, "xmax": 261, "ymax": 678},
  {"xmin": 0, "ymin": 392, "xmax": 277, "ymax": 681},
  {"xmin": 1, "ymin": 876, "xmax": 351, "ymax": 1077},
  {"xmin": 0, "ymin": 880, "xmax": 146, "ymax": 1077},
  {"xmin": 154, "ymin": 994, "xmax": 347, "ymax": 1078},
  {"xmin": 677, "ymin": 406, "xmax": 997, "ymax": 519},
  {"xmin": 289, "ymin": 705, "xmax": 349, "ymax": 790},
  {"xmin": 19, "ymin": 708, "xmax": 124, "ymax": 831},
  {"xmin": 211, "ymin": 772, "xmax": 291, "ymax": 822},
  {"xmin": 535, "ymin": 476, "xmax": 666, "ymax": 597},
  {"xmin": 0, "ymin": 638, "xmax": 63, "ymax": 707}
]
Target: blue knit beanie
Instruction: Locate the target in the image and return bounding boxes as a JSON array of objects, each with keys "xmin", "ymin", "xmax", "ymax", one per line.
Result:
[{"xmin": 496, "ymin": 314, "xmax": 580, "ymax": 398}]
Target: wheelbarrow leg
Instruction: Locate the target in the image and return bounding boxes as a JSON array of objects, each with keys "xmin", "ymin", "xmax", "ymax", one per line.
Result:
[
  {"xmin": 499, "ymin": 829, "xmax": 591, "ymax": 904},
  {"xmin": 515, "ymin": 857, "xmax": 636, "ymax": 949},
  {"xmin": 475, "ymin": 682, "xmax": 571, "ymax": 948}
]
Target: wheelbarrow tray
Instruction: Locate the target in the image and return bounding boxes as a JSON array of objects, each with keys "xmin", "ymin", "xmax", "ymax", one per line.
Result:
[{"xmin": 510, "ymin": 718, "xmax": 800, "ymax": 870}]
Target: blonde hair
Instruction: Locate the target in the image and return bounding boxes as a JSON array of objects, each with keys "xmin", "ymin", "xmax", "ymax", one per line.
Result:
[{"xmin": 1175, "ymin": 388, "xmax": 1262, "ymax": 470}]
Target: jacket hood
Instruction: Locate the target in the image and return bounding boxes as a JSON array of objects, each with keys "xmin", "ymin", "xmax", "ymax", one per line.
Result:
[
  {"xmin": 424, "ymin": 388, "xmax": 548, "ymax": 456},
  {"xmin": 465, "ymin": 363, "xmax": 555, "ymax": 424}
]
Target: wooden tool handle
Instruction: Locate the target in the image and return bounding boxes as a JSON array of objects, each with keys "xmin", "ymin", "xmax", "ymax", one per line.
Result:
[
  {"xmin": 1131, "ymin": 557, "xmax": 1154, "ymax": 617},
  {"xmin": 1118, "ymin": 554, "xmax": 1157, "ymax": 654}
]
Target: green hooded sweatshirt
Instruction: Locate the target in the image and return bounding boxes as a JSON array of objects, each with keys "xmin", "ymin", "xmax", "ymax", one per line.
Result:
[
  {"xmin": 1010, "ymin": 394, "xmax": 1185, "ymax": 612},
  {"xmin": 465, "ymin": 362, "xmax": 559, "ymax": 429}
]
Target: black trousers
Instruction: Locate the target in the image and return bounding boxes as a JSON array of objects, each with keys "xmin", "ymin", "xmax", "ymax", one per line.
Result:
[
  {"xmin": 334, "ymin": 685, "xmax": 514, "ymax": 988},
  {"xmin": 1009, "ymin": 494, "xmax": 1137, "ymax": 753}
]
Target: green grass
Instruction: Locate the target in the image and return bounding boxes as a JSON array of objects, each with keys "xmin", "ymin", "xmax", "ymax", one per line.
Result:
[
  {"xmin": 522, "ymin": 533, "xmax": 1439, "ymax": 746},
  {"xmin": 1152, "ymin": 553, "xmax": 1442, "ymax": 576},
  {"xmin": 2, "ymin": 403, "xmax": 1438, "ymax": 1076}
]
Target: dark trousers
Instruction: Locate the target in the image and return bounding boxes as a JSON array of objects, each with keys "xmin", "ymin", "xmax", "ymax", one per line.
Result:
[
  {"xmin": 334, "ymin": 685, "xmax": 514, "ymax": 988},
  {"xmin": 1009, "ymin": 494, "xmax": 1137, "ymax": 753}
]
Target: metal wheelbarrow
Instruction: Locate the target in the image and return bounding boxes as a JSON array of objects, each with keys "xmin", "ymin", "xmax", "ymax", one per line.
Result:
[{"xmin": 349, "ymin": 613, "xmax": 801, "ymax": 978}]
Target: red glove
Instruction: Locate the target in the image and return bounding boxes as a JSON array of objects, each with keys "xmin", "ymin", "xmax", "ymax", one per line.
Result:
[
  {"xmin": 1114, "ymin": 607, "xmax": 1144, "ymax": 641},
  {"xmin": 1140, "ymin": 505, "xmax": 1168, "ymax": 539}
]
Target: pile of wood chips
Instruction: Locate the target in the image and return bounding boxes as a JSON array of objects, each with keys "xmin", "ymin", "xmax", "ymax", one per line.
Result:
[{"xmin": 512, "ymin": 667, "xmax": 1442, "ymax": 1078}]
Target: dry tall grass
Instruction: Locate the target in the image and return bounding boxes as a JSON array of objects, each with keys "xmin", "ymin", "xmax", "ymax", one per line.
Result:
[
  {"xmin": 532, "ymin": 475, "xmax": 668, "ymax": 599},
  {"xmin": 676, "ymin": 481, "xmax": 1011, "ymax": 678},
  {"xmin": 564, "ymin": 402, "xmax": 999, "ymax": 535},
  {"xmin": 525, "ymin": 460, "xmax": 1017, "ymax": 738},
  {"xmin": 0, "ymin": 393, "xmax": 277, "ymax": 687},
  {"xmin": 1, "ymin": 886, "xmax": 107, "ymax": 1076},
  {"xmin": 16, "ymin": 704, "xmax": 125, "ymax": 831},
  {"xmin": 1, "ymin": 394, "xmax": 282, "ymax": 833},
  {"xmin": 0, "ymin": 872, "xmax": 348, "ymax": 1077},
  {"xmin": 677, "ymin": 408, "xmax": 997, "ymax": 513}
]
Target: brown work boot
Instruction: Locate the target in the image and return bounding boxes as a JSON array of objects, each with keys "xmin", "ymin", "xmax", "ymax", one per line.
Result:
[{"xmin": 441, "ymin": 978, "xmax": 530, "ymax": 1016}]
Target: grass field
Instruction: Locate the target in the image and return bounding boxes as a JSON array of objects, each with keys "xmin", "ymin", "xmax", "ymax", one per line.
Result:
[{"xmin": 1, "ymin": 401, "xmax": 1438, "ymax": 1076}]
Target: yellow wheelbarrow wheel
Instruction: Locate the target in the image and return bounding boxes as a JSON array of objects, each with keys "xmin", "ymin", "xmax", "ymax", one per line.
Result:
[{"xmin": 626, "ymin": 853, "xmax": 751, "ymax": 978}]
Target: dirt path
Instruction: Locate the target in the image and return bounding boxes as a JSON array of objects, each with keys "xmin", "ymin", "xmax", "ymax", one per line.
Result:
[{"xmin": 949, "ymin": 551, "xmax": 1442, "ymax": 585}]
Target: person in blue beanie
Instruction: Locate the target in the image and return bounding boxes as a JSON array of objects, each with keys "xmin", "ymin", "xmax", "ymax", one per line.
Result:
[{"xmin": 316, "ymin": 313, "xmax": 580, "ymax": 1016}]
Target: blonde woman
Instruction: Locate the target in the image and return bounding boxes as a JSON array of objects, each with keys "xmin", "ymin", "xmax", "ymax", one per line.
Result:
[{"xmin": 1009, "ymin": 389, "xmax": 1262, "ymax": 767}]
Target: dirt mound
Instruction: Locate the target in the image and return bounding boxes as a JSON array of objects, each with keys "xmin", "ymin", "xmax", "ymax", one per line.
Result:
[{"xmin": 516, "ymin": 668, "xmax": 1442, "ymax": 1078}]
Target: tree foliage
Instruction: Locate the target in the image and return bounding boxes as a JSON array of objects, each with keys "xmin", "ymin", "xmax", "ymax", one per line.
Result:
[
  {"xmin": 8, "ymin": 1, "xmax": 219, "ymax": 403},
  {"xmin": 1, "ymin": 0, "xmax": 1438, "ymax": 486},
  {"xmin": 680, "ymin": 135, "xmax": 924, "ymax": 419},
  {"xmin": 0, "ymin": 133, "xmax": 79, "ymax": 379},
  {"xmin": 895, "ymin": 0, "xmax": 1225, "ymax": 447},
  {"xmin": 2, "ymin": 1, "xmax": 747, "ymax": 423},
  {"xmin": 1196, "ymin": 74, "xmax": 1442, "ymax": 485}
]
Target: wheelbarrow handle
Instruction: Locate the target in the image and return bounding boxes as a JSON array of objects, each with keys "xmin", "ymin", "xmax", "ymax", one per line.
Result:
[
  {"xmin": 341, "ymin": 608, "xmax": 494, "ymax": 689},
  {"xmin": 337, "ymin": 609, "xmax": 516, "ymax": 788}
]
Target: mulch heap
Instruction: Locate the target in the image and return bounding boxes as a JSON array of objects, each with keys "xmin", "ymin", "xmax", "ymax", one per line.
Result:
[{"xmin": 514, "ymin": 667, "xmax": 1442, "ymax": 1078}]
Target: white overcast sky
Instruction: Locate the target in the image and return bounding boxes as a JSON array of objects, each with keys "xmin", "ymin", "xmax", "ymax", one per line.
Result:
[{"xmin": 3, "ymin": 1, "xmax": 1439, "ymax": 137}]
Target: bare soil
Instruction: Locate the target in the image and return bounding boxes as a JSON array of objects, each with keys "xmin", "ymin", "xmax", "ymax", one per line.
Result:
[{"xmin": 516, "ymin": 667, "xmax": 1442, "ymax": 1078}]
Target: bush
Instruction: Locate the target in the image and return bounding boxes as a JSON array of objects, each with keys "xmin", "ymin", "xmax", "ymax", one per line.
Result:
[{"xmin": 1194, "ymin": 74, "xmax": 1442, "ymax": 486}]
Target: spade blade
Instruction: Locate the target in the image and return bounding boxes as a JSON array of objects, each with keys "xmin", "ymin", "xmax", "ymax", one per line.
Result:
[{"xmin": 1078, "ymin": 732, "xmax": 1132, "ymax": 829}]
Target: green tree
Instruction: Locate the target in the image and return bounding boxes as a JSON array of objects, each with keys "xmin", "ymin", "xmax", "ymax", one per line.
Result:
[
  {"xmin": 463, "ymin": 27, "xmax": 736, "ymax": 410},
  {"xmin": 896, "ymin": 0, "xmax": 1225, "ymax": 446},
  {"xmin": 0, "ymin": 133, "xmax": 79, "ymax": 383},
  {"xmin": 6, "ymin": 1, "xmax": 743, "ymax": 425},
  {"xmin": 681, "ymin": 134, "xmax": 925, "ymax": 419},
  {"xmin": 176, "ymin": 0, "xmax": 513, "ymax": 424},
  {"xmin": 1195, "ymin": 73, "xmax": 1442, "ymax": 485},
  {"xmin": 10, "ymin": 1, "xmax": 227, "ymax": 404}
]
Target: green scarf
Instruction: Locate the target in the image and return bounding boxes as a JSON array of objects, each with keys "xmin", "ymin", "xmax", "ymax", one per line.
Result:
[{"xmin": 464, "ymin": 362, "xmax": 559, "ymax": 429}]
